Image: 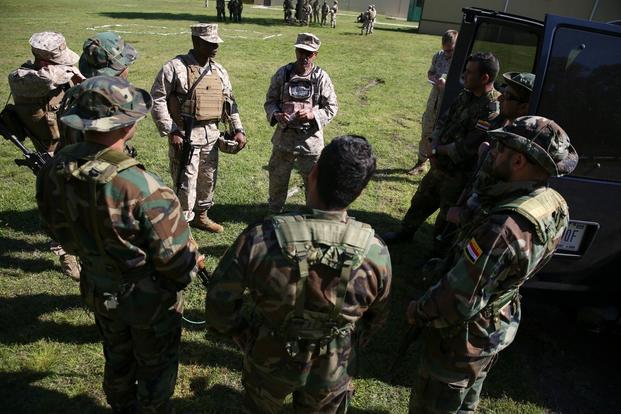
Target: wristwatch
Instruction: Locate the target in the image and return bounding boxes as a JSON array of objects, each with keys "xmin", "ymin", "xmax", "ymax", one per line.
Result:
[
  {"xmin": 234, "ymin": 128, "xmax": 245, "ymax": 135},
  {"xmin": 431, "ymin": 147, "xmax": 438, "ymax": 156}
]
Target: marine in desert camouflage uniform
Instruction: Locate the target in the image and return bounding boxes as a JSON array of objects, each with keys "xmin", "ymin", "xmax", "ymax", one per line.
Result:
[
  {"xmin": 264, "ymin": 33, "xmax": 338, "ymax": 213},
  {"xmin": 151, "ymin": 23, "xmax": 246, "ymax": 232},
  {"xmin": 6, "ymin": 31, "xmax": 84, "ymax": 281},
  {"xmin": 36, "ymin": 76, "xmax": 199, "ymax": 414},
  {"xmin": 406, "ymin": 116, "xmax": 578, "ymax": 413},
  {"xmin": 205, "ymin": 135, "xmax": 392, "ymax": 414},
  {"xmin": 385, "ymin": 52, "xmax": 501, "ymax": 250}
]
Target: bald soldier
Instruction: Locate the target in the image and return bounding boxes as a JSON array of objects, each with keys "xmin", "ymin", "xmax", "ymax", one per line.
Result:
[
  {"xmin": 406, "ymin": 116, "xmax": 578, "ymax": 413},
  {"xmin": 36, "ymin": 76, "xmax": 199, "ymax": 413},
  {"xmin": 151, "ymin": 23, "xmax": 246, "ymax": 233},
  {"xmin": 264, "ymin": 33, "xmax": 338, "ymax": 213}
]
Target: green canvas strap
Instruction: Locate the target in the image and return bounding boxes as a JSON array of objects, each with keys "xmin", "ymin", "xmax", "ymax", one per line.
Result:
[
  {"xmin": 331, "ymin": 251, "xmax": 354, "ymax": 319},
  {"xmin": 294, "ymin": 250, "xmax": 310, "ymax": 319}
]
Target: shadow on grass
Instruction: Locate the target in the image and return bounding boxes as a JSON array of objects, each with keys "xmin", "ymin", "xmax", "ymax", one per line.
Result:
[
  {"xmin": 0, "ymin": 370, "xmax": 107, "ymax": 414},
  {"xmin": 180, "ymin": 335, "xmax": 242, "ymax": 372},
  {"xmin": 373, "ymin": 25, "xmax": 418, "ymax": 34},
  {"xmin": 0, "ymin": 293, "xmax": 99, "ymax": 345},
  {"xmin": 373, "ymin": 167, "xmax": 423, "ymax": 184},
  {"xmin": 99, "ymin": 11, "xmax": 286, "ymax": 27}
]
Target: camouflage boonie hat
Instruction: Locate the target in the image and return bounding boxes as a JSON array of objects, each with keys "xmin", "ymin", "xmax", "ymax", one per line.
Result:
[
  {"xmin": 502, "ymin": 72, "xmax": 535, "ymax": 100},
  {"xmin": 295, "ymin": 33, "xmax": 320, "ymax": 52},
  {"xmin": 60, "ymin": 76, "xmax": 152, "ymax": 132},
  {"xmin": 29, "ymin": 32, "xmax": 79, "ymax": 66},
  {"xmin": 488, "ymin": 116, "xmax": 579, "ymax": 177},
  {"xmin": 79, "ymin": 32, "xmax": 138, "ymax": 78},
  {"xmin": 191, "ymin": 23, "xmax": 223, "ymax": 43}
]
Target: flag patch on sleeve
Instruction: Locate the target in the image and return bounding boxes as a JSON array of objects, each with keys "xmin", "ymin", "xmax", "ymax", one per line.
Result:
[
  {"xmin": 464, "ymin": 238, "xmax": 483, "ymax": 263},
  {"xmin": 475, "ymin": 120, "xmax": 491, "ymax": 131}
]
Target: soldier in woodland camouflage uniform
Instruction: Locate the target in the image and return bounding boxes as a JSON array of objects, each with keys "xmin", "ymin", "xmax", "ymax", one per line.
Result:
[
  {"xmin": 406, "ymin": 116, "xmax": 578, "ymax": 413},
  {"xmin": 36, "ymin": 76, "xmax": 199, "ymax": 414},
  {"xmin": 384, "ymin": 52, "xmax": 501, "ymax": 249},
  {"xmin": 205, "ymin": 135, "xmax": 392, "ymax": 413},
  {"xmin": 264, "ymin": 33, "xmax": 338, "ymax": 213},
  {"xmin": 217, "ymin": 0, "xmax": 226, "ymax": 21},
  {"xmin": 7, "ymin": 32, "xmax": 84, "ymax": 281},
  {"xmin": 312, "ymin": 0, "xmax": 320, "ymax": 24},
  {"xmin": 151, "ymin": 24, "xmax": 246, "ymax": 232},
  {"xmin": 59, "ymin": 31, "xmax": 138, "ymax": 151},
  {"xmin": 409, "ymin": 30, "xmax": 458, "ymax": 176}
]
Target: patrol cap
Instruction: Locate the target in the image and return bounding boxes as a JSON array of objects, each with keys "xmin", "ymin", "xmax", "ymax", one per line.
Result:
[
  {"xmin": 191, "ymin": 23, "xmax": 223, "ymax": 44},
  {"xmin": 29, "ymin": 32, "xmax": 79, "ymax": 66},
  {"xmin": 79, "ymin": 32, "xmax": 138, "ymax": 78},
  {"xmin": 60, "ymin": 76, "xmax": 152, "ymax": 132},
  {"xmin": 295, "ymin": 33, "xmax": 320, "ymax": 52},
  {"xmin": 488, "ymin": 116, "xmax": 579, "ymax": 177},
  {"xmin": 502, "ymin": 72, "xmax": 535, "ymax": 101}
]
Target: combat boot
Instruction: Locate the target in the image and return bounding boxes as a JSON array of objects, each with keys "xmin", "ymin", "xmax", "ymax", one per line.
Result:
[
  {"xmin": 407, "ymin": 160, "xmax": 428, "ymax": 176},
  {"xmin": 190, "ymin": 211, "xmax": 224, "ymax": 233},
  {"xmin": 59, "ymin": 253, "xmax": 81, "ymax": 281},
  {"xmin": 381, "ymin": 229, "xmax": 415, "ymax": 245}
]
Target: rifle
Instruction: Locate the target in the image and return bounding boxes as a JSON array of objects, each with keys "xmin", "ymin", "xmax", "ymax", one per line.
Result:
[
  {"xmin": 0, "ymin": 119, "xmax": 51, "ymax": 175},
  {"xmin": 388, "ymin": 325, "xmax": 422, "ymax": 383},
  {"xmin": 174, "ymin": 114, "xmax": 195, "ymax": 195}
]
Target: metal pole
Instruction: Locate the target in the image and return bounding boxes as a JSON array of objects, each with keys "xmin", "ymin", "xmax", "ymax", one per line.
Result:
[
  {"xmin": 503, "ymin": 0, "xmax": 510, "ymax": 13},
  {"xmin": 589, "ymin": 0, "xmax": 600, "ymax": 21}
]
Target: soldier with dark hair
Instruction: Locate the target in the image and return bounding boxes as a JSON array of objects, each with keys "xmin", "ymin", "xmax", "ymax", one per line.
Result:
[
  {"xmin": 407, "ymin": 116, "xmax": 578, "ymax": 413},
  {"xmin": 36, "ymin": 76, "xmax": 199, "ymax": 414},
  {"xmin": 205, "ymin": 135, "xmax": 392, "ymax": 414},
  {"xmin": 385, "ymin": 52, "xmax": 501, "ymax": 250}
]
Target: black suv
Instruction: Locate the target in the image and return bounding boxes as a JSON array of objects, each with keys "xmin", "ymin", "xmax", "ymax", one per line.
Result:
[{"xmin": 442, "ymin": 8, "xmax": 621, "ymax": 300}]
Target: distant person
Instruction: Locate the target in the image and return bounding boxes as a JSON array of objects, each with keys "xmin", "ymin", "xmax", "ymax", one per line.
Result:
[
  {"xmin": 264, "ymin": 33, "xmax": 338, "ymax": 213},
  {"xmin": 321, "ymin": 0, "xmax": 329, "ymax": 26},
  {"xmin": 409, "ymin": 29, "xmax": 458, "ymax": 176},
  {"xmin": 205, "ymin": 135, "xmax": 392, "ymax": 414}
]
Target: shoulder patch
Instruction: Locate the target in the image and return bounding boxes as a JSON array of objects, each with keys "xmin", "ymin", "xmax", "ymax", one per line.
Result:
[
  {"xmin": 464, "ymin": 237, "xmax": 483, "ymax": 264},
  {"xmin": 475, "ymin": 119, "xmax": 491, "ymax": 131}
]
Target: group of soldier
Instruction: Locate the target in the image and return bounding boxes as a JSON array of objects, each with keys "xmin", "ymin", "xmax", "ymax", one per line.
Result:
[
  {"xmin": 283, "ymin": 0, "xmax": 338, "ymax": 28},
  {"xmin": 216, "ymin": 0, "xmax": 243, "ymax": 23},
  {"xmin": 357, "ymin": 5, "xmax": 377, "ymax": 35},
  {"xmin": 3, "ymin": 18, "xmax": 579, "ymax": 414}
]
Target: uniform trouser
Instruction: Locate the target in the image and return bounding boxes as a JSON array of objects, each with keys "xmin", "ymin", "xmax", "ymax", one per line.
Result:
[
  {"xmin": 169, "ymin": 138, "xmax": 218, "ymax": 222},
  {"xmin": 14, "ymin": 103, "xmax": 60, "ymax": 153},
  {"xmin": 418, "ymin": 88, "xmax": 443, "ymax": 163},
  {"xmin": 402, "ymin": 166, "xmax": 468, "ymax": 244},
  {"xmin": 268, "ymin": 147, "xmax": 319, "ymax": 213},
  {"xmin": 408, "ymin": 354, "xmax": 497, "ymax": 414},
  {"xmin": 94, "ymin": 309, "xmax": 182, "ymax": 414},
  {"xmin": 241, "ymin": 338, "xmax": 354, "ymax": 413}
]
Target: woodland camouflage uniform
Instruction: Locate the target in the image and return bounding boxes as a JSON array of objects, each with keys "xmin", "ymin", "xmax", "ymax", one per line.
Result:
[
  {"xmin": 206, "ymin": 209, "xmax": 391, "ymax": 413},
  {"xmin": 36, "ymin": 76, "xmax": 199, "ymax": 414},
  {"xmin": 409, "ymin": 116, "xmax": 579, "ymax": 413}
]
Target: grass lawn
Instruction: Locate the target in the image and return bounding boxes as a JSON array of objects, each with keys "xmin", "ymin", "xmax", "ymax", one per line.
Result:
[{"xmin": 1, "ymin": 1, "xmax": 619, "ymax": 413}]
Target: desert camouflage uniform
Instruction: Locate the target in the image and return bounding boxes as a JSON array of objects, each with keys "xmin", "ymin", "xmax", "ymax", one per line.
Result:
[
  {"xmin": 330, "ymin": 4, "xmax": 338, "ymax": 28},
  {"xmin": 264, "ymin": 62, "xmax": 338, "ymax": 213},
  {"xmin": 151, "ymin": 50, "xmax": 243, "ymax": 222},
  {"xmin": 402, "ymin": 88, "xmax": 500, "ymax": 243},
  {"xmin": 8, "ymin": 32, "xmax": 82, "ymax": 153},
  {"xmin": 418, "ymin": 50, "xmax": 453, "ymax": 163},
  {"xmin": 36, "ymin": 76, "xmax": 199, "ymax": 414},
  {"xmin": 206, "ymin": 209, "xmax": 392, "ymax": 413}
]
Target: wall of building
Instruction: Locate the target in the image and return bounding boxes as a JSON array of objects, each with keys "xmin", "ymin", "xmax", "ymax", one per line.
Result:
[{"xmin": 419, "ymin": 0, "xmax": 621, "ymax": 35}]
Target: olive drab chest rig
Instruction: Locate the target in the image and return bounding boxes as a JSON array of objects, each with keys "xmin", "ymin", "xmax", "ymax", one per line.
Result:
[
  {"xmin": 54, "ymin": 146, "xmax": 143, "ymax": 304},
  {"xmin": 167, "ymin": 55, "xmax": 225, "ymax": 128},
  {"xmin": 271, "ymin": 214, "xmax": 375, "ymax": 357},
  {"xmin": 478, "ymin": 187, "xmax": 568, "ymax": 329},
  {"xmin": 281, "ymin": 63, "xmax": 322, "ymax": 131}
]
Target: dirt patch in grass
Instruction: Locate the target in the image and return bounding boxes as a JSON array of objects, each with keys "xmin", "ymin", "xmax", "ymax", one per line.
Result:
[{"xmin": 357, "ymin": 78, "xmax": 386, "ymax": 104}]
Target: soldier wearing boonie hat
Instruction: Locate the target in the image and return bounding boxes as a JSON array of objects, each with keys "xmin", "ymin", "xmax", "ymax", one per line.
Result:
[
  {"xmin": 406, "ymin": 115, "xmax": 577, "ymax": 413},
  {"xmin": 151, "ymin": 23, "xmax": 246, "ymax": 233},
  {"xmin": 79, "ymin": 32, "xmax": 138, "ymax": 78},
  {"xmin": 264, "ymin": 32, "xmax": 338, "ymax": 213},
  {"xmin": 6, "ymin": 31, "xmax": 85, "ymax": 281},
  {"xmin": 37, "ymin": 75, "xmax": 198, "ymax": 414}
]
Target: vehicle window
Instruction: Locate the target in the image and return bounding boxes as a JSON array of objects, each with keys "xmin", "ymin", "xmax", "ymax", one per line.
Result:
[
  {"xmin": 537, "ymin": 27, "xmax": 621, "ymax": 181},
  {"xmin": 470, "ymin": 21, "xmax": 539, "ymax": 84}
]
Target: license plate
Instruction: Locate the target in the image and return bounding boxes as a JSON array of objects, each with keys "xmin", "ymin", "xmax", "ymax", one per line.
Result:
[{"xmin": 557, "ymin": 221, "xmax": 587, "ymax": 252}]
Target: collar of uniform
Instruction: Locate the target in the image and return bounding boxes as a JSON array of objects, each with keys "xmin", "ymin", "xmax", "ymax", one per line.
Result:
[
  {"xmin": 479, "ymin": 180, "xmax": 546, "ymax": 206},
  {"xmin": 310, "ymin": 208, "xmax": 348, "ymax": 222},
  {"xmin": 188, "ymin": 50, "xmax": 213, "ymax": 70}
]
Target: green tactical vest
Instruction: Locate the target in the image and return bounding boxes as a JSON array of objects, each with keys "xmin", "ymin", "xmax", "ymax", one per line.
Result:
[
  {"xmin": 482, "ymin": 187, "xmax": 568, "ymax": 324},
  {"xmin": 55, "ymin": 144, "xmax": 142, "ymax": 284},
  {"xmin": 270, "ymin": 213, "xmax": 375, "ymax": 351}
]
